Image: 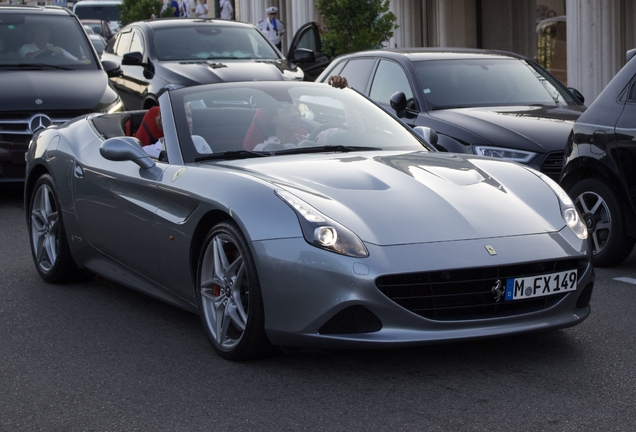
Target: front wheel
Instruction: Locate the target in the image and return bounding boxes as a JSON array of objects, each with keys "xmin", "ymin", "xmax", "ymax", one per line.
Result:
[
  {"xmin": 569, "ymin": 178, "xmax": 635, "ymax": 267},
  {"xmin": 28, "ymin": 174, "xmax": 87, "ymax": 283},
  {"xmin": 196, "ymin": 221, "xmax": 274, "ymax": 360}
]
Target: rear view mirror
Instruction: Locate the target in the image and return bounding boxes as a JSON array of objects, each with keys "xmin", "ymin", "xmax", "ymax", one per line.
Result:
[{"xmin": 293, "ymin": 48, "xmax": 315, "ymax": 62}]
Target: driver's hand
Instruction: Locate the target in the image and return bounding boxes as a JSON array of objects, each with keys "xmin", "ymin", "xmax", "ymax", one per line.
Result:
[
  {"xmin": 48, "ymin": 46, "xmax": 64, "ymax": 55},
  {"xmin": 327, "ymin": 75, "xmax": 349, "ymax": 89}
]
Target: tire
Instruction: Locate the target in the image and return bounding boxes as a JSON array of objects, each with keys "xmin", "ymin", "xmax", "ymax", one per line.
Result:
[
  {"xmin": 569, "ymin": 178, "xmax": 636, "ymax": 267},
  {"xmin": 28, "ymin": 174, "xmax": 87, "ymax": 283},
  {"xmin": 196, "ymin": 221, "xmax": 274, "ymax": 360}
]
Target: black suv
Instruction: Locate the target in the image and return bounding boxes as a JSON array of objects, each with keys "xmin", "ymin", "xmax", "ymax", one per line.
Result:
[
  {"xmin": 0, "ymin": 5, "xmax": 122, "ymax": 181},
  {"xmin": 560, "ymin": 53, "xmax": 636, "ymax": 267}
]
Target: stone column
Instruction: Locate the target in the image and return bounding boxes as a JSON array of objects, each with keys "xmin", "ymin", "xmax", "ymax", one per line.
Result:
[{"xmin": 567, "ymin": 0, "xmax": 623, "ymax": 103}]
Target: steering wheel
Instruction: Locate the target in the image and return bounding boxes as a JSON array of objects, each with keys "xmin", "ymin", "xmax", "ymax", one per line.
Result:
[
  {"xmin": 308, "ymin": 122, "xmax": 350, "ymax": 142},
  {"xmin": 33, "ymin": 48, "xmax": 56, "ymax": 59}
]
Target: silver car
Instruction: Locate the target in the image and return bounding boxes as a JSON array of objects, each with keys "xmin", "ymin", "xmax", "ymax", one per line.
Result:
[{"xmin": 25, "ymin": 81, "xmax": 594, "ymax": 360}]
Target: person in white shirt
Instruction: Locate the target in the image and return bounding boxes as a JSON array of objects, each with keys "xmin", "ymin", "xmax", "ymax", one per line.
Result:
[
  {"xmin": 257, "ymin": 6, "xmax": 285, "ymax": 50},
  {"xmin": 219, "ymin": 0, "xmax": 233, "ymax": 20},
  {"xmin": 195, "ymin": 0, "xmax": 209, "ymax": 18},
  {"xmin": 19, "ymin": 26, "xmax": 76, "ymax": 60}
]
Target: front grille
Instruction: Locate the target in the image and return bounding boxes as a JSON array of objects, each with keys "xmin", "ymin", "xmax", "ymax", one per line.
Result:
[
  {"xmin": 376, "ymin": 258, "xmax": 586, "ymax": 321},
  {"xmin": 540, "ymin": 151, "xmax": 565, "ymax": 181}
]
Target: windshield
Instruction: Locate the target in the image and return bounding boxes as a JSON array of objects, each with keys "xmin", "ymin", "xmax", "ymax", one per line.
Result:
[
  {"xmin": 153, "ymin": 25, "xmax": 280, "ymax": 61},
  {"xmin": 170, "ymin": 83, "xmax": 429, "ymax": 163},
  {"xmin": 0, "ymin": 14, "xmax": 99, "ymax": 70},
  {"xmin": 414, "ymin": 58, "xmax": 576, "ymax": 109},
  {"xmin": 74, "ymin": 5, "xmax": 120, "ymax": 22}
]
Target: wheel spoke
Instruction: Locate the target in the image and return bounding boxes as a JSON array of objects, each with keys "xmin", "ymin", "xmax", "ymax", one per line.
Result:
[
  {"xmin": 227, "ymin": 296, "xmax": 247, "ymax": 331},
  {"xmin": 591, "ymin": 231, "xmax": 603, "ymax": 253},
  {"xmin": 212, "ymin": 236, "xmax": 230, "ymax": 281}
]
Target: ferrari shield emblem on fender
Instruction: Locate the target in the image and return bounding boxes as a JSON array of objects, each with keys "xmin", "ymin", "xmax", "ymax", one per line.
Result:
[{"xmin": 485, "ymin": 245, "xmax": 497, "ymax": 255}]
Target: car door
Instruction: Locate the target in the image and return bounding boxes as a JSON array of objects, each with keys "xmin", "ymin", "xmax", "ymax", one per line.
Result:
[
  {"xmin": 102, "ymin": 29, "xmax": 135, "ymax": 108},
  {"xmin": 614, "ymin": 78, "xmax": 636, "ymax": 215},
  {"xmin": 72, "ymin": 135, "xmax": 167, "ymax": 282},
  {"xmin": 287, "ymin": 21, "xmax": 330, "ymax": 81}
]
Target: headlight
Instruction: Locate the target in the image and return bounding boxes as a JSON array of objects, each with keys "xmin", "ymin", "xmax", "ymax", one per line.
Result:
[
  {"xmin": 276, "ymin": 190, "xmax": 369, "ymax": 258},
  {"xmin": 527, "ymin": 168, "xmax": 588, "ymax": 240},
  {"xmin": 102, "ymin": 97, "xmax": 124, "ymax": 113},
  {"xmin": 474, "ymin": 145, "xmax": 536, "ymax": 163}
]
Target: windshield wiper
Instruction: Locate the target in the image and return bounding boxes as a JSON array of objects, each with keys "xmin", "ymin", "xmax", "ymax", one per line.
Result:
[
  {"xmin": 271, "ymin": 145, "xmax": 381, "ymax": 155},
  {"xmin": 5, "ymin": 63, "xmax": 74, "ymax": 70},
  {"xmin": 194, "ymin": 150, "xmax": 268, "ymax": 161}
]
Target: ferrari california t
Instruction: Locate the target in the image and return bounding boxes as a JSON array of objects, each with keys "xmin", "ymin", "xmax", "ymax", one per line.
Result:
[{"xmin": 25, "ymin": 81, "xmax": 594, "ymax": 360}]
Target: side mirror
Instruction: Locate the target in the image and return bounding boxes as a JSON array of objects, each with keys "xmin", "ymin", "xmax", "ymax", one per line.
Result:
[
  {"xmin": 567, "ymin": 87, "xmax": 585, "ymax": 104},
  {"xmin": 100, "ymin": 136, "xmax": 155, "ymax": 169},
  {"xmin": 390, "ymin": 91, "xmax": 407, "ymax": 118},
  {"xmin": 413, "ymin": 126, "xmax": 439, "ymax": 148},
  {"xmin": 292, "ymin": 48, "xmax": 315, "ymax": 62},
  {"xmin": 101, "ymin": 59, "xmax": 122, "ymax": 78},
  {"xmin": 122, "ymin": 51, "xmax": 145, "ymax": 66}
]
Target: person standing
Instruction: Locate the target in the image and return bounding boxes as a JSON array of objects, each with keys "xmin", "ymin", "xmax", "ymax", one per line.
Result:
[
  {"xmin": 195, "ymin": 0, "xmax": 209, "ymax": 18},
  {"xmin": 219, "ymin": 0, "xmax": 233, "ymax": 20},
  {"xmin": 170, "ymin": 0, "xmax": 181, "ymax": 17},
  {"xmin": 257, "ymin": 6, "xmax": 285, "ymax": 50}
]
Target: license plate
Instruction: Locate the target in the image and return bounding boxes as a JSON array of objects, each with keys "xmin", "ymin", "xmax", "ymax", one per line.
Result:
[{"xmin": 504, "ymin": 269, "xmax": 577, "ymax": 301}]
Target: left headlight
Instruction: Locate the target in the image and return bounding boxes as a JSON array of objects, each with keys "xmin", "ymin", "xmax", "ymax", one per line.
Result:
[
  {"xmin": 276, "ymin": 190, "xmax": 369, "ymax": 258},
  {"xmin": 528, "ymin": 169, "xmax": 588, "ymax": 240},
  {"xmin": 474, "ymin": 145, "xmax": 536, "ymax": 163}
]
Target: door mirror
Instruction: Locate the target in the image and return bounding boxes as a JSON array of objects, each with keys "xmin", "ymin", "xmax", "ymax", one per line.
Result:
[
  {"xmin": 122, "ymin": 51, "xmax": 145, "ymax": 66},
  {"xmin": 567, "ymin": 87, "xmax": 585, "ymax": 104},
  {"xmin": 390, "ymin": 91, "xmax": 407, "ymax": 118},
  {"xmin": 101, "ymin": 59, "xmax": 122, "ymax": 77},
  {"xmin": 293, "ymin": 48, "xmax": 316, "ymax": 63},
  {"xmin": 100, "ymin": 136, "xmax": 155, "ymax": 169}
]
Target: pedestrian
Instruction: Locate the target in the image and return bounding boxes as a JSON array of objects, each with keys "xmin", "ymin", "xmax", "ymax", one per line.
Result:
[
  {"xmin": 170, "ymin": 0, "xmax": 181, "ymax": 17},
  {"xmin": 195, "ymin": 0, "xmax": 209, "ymax": 18},
  {"xmin": 257, "ymin": 6, "xmax": 285, "ymax": 50},
  {"xmin": 219, "ymin": 0, "xmax": 233, "ymax": 20}
]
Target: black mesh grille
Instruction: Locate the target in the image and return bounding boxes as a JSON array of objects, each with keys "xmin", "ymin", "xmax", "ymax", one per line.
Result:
[
  {"xmin": 540, "ymin": 151, "xmax": 565, "ymax": 181},
  {"xmin": 376, "ymin": 258, "xmax": 586, "ymax": 321}
]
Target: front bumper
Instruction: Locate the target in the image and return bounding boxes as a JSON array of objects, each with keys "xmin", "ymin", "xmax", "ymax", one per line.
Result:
[{"xmin": 252, "ymin": 229, "xmax": 594, "ymax": 348}]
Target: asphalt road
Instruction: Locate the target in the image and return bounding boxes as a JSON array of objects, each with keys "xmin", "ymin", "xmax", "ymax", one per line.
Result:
[{"xmin": 2, "ymin": 182, "xmax": 636, "ymax": 431}]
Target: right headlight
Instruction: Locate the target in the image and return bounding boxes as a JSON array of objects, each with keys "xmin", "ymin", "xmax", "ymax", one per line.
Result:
[
  {"xmin": 474, "ymin": 145, "xmax": 536, "ymax": 163},
  {"xmin": 276, "ymin": 190, "xmax": 369, "ymax": 258},
  {"xmin": 526, "ymin": 168, "xmax": 588, "ymax": 240}
]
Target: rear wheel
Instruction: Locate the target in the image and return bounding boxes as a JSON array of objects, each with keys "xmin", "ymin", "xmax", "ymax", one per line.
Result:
[
  {"xmin": 28, "ymin": 174, "xmax": 87, "ymax": 283},
  {"xmin": 570, "ymin": 178, "xmax": 635, "ymax": 267},
  {"xmin": 196, "ymin": 221, "xmax": 274, "ymax": 360}
]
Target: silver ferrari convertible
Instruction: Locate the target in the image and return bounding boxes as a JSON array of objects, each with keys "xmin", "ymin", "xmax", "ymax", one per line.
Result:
[{"xmin": 25, "ymin": 81, "xmax": 595, "ymax": 360}]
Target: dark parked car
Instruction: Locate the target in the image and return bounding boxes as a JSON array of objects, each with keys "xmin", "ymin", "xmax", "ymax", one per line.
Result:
[
  {"xmin": 102, "ymin": 19, "xmax": 329, "ymax": 110},
  {"xmin": 316, "ymin": 48, "xmax": 586, "ymax": 180},
  {"xmin": 560, "ymin": 52, "xmax": 636, "ymax": 267},
  {"xmin": 0, "ymin": 5, "xmax": 122, "ymax": 182}
]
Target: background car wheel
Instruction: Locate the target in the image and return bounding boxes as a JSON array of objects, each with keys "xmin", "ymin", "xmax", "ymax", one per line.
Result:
[
  {"xmin": 28, "ymin": 174, "xmax": 88, "ymax": 283},
  {"xmin": 196, "ymin": 221, "xmax": 274, "ymax": 360},
  {"xmin": 569, "ymin": 178, "xmax": 635, "ymax": 267}
]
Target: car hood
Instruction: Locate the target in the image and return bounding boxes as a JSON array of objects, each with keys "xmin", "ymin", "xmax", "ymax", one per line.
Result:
[
  {"xmin": 429, "ymin": 105, "xmax": 585, "ymax": 153},
  {"xmin": 156, "ymin": 59, "xmax": 299, "ymax": 84},
  {"xmin": 1, "ymin": 70, "xmax": 110, "ymax": 111},
  {"xmin": 226, "ymin": 151, "xmax": 565, "ymax": 246}
]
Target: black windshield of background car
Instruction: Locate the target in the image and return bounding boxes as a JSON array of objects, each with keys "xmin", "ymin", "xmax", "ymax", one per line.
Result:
[
  {"xmin": 414, "ymin": 58, "xmax": 572, "ymax": 109},
  {"xmin": 0, "ymin": 15, "xmax": 99, "ymax": 70},
  {"xmin": 153, "ymin": 26, "xmax": 280, "ymax": 61}
]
